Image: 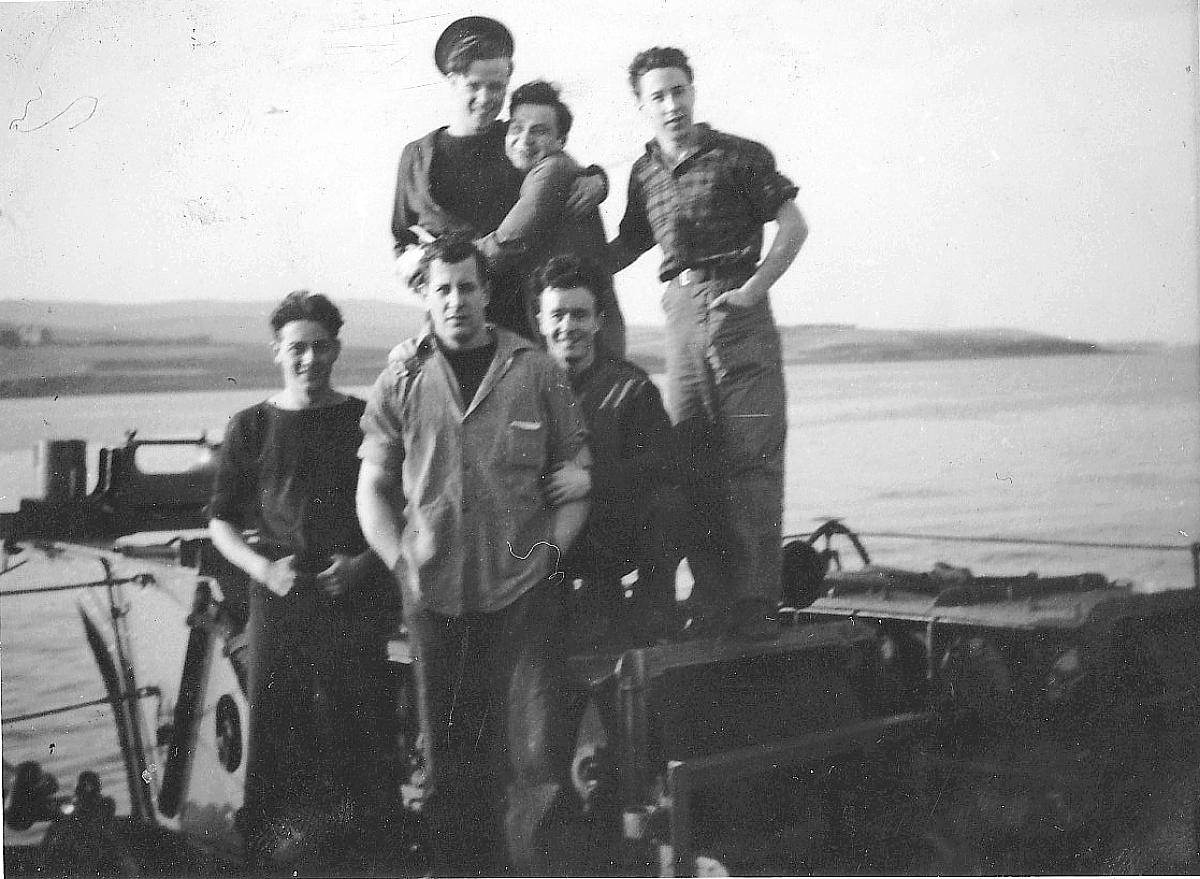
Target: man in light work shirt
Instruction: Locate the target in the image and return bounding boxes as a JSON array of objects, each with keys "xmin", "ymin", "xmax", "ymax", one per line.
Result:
[
  {"xmin": 608, "ymin": 46, "xmax": 809, "ymax": 639},
  {"xmin": 356, "ymin": 238, "xmax": 591, "ymax": 874}
]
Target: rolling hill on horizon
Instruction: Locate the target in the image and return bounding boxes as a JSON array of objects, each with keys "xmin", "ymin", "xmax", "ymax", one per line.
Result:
[{"xmin": 1, "ymin": 298, "xmax": 1127, "ymax": 399}]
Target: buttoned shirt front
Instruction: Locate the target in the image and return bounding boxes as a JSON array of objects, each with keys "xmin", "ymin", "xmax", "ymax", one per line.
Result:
[
  {"xmin": 612, "ymin": 123, "xmax": 799, "ymax": 281},
  {"xmin": 359, "ymin": 327, "xmax": 587, "ymax": 615}
]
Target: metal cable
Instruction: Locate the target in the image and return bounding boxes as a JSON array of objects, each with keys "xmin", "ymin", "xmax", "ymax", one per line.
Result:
[{"xmin": 785, "ymin": 528, "xmax": 1195, "ymax": 554}]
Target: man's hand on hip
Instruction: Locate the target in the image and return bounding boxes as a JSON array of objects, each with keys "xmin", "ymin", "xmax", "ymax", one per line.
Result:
[{"xmin": 709, "ymin": 278, "xmax": 767, "ymax": 311}]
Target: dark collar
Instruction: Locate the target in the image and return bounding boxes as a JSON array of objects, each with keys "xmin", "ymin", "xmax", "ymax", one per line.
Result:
[{"xmin": 569, "ymin": 346, "xmax": 613, "ymax": 390}]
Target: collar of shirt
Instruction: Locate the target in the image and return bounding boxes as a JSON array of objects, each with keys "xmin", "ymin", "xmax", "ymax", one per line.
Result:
[
  {"xmin": 393, "ymin": 324, "xmax": 537, "ymax": 414},
  {"xmin": 643, "ymin": 122, "xmax": 718, "ymax": 173},
  {"xmin": 569, "ymin": 344, "xmax": 616, "ymax": 393},
  {"xmin": 405, "ymin": 322, "xmax": 533, "ymax": 358}
]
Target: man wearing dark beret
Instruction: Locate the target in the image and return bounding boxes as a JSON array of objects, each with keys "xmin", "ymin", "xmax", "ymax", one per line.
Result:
[{"xmin": 391, "ymin": 16, "xmax": 609, "ymax": 344}]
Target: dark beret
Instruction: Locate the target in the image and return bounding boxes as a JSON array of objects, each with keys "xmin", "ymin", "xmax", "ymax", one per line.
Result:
[{"xmin": 434, "ymin": 16, "xmax": 514, "ymax": 75}]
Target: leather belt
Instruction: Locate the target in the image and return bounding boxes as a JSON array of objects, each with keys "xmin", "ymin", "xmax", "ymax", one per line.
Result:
[{"xmin": 675, "ymin": 262, "xmax": 755, "ymax": 285}]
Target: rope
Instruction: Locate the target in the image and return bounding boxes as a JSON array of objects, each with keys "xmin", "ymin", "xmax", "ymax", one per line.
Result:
[
  {"xmin": 0, "ymin": 573, "xmax": 155, "ymax": 598},
  {"xmin": 1, "ymin": 687, "xmax": 160, "ymax": 726},
  {"xmin": 784, "ymin": 528, "xmax": 1196, "ymax": 554}
]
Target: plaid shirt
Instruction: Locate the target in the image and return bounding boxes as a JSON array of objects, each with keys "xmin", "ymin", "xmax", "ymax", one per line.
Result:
[{"xmin": 613, "ymin": 124, "xmax": 799, "ymax": 281}]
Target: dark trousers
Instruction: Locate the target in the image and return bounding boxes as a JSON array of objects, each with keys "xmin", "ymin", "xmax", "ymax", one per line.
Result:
[
  {"xmin": 564, "ymin": 487, "xmax": 691, "ymax": 620},
  {"xmin": 404, "ymin": 580, "xmax": 575, "ymax": 875},
  {"xmin": 662, "ymin": 272, "xmax": 788, "ymax": 608},
  {"xmin": 242, "ymin": 581, "xmax": 391, "ymax": 864}
]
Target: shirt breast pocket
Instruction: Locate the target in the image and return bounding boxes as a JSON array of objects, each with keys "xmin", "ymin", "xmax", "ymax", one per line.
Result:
[{"xmin": 504, "ymin": 419, "xmax": 546, "ymax": 469}]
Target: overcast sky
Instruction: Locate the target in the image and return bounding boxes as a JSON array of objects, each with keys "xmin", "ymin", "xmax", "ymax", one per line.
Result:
[{"xmin": 2, "ymin": 0, "xmax": 1197, "ymax": 343}]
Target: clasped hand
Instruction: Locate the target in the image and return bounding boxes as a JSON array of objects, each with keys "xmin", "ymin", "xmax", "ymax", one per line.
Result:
[
  {"xmin": 543, "ymin": 461, "xmax": 591, "ymax": 506},
  {"xmin": 263, "ymin": 553, "xmax": 362, "ymax": 598}
]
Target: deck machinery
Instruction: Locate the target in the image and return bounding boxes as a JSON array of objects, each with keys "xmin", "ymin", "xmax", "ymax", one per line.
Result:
[{"xmin": 4, "ymin": 437, "xmax": 1200, "ymax": 875}]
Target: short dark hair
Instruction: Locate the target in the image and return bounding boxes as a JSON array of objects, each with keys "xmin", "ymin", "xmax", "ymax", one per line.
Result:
[
  {"xmin": 509, "ymin": 80, "xmax": 573, "ymax": 139},
  {"xmin": 269, "ymin": 290, "xmax": 343, "ymax": 337},
  {"xmin": 444, "ymin": 33, "xmax": 513, "ymax": 76},
  {"xmin": 412, "ymin": 236, "xmax": 488, "ymax": 290},
  {"xmin": 533, "ymin": 254, "xmax": 606, "ymax": 312},
  {"xmin": 627, "ymin": 46, "xmax": 694, "ymax": 95}
]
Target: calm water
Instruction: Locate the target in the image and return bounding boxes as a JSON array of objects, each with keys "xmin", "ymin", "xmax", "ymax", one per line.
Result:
[{"xmin": 2, "ymin": 349, "xmax": 1198, "ymax": 837}]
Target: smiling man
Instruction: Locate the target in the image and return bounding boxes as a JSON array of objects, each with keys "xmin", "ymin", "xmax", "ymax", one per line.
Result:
[
  {"xmin": 536, "ymin": 254, "xmax": 703, "ymax": 644},
  {"xmin": 208, "ymin": 291, "xmax": 392, "ymax": 869},
  {"xmin": 356, "ymin": 237, "xmax": 591, "ymax": 875},
  {"xmin": 608, "ymin": 46, "xmax": 809, "ymax": 640},
  {"xmin": 474, "ymin": 80, "xmax": 626, "ymax": 355},
  {"xmin": 391, "ymin": 17, "xmax": 607, "ymax": 342}
]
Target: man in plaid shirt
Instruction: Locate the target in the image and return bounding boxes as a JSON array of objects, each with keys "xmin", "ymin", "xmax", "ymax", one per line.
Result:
[{"xmin": 608, "ymin": 46, "xmax": 809, "ymax": 639}]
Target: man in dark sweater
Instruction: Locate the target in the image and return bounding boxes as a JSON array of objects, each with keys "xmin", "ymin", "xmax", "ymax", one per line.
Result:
[
  {"xmin": 391, "ymin": 16, "xmax": 606, "ymax": 341},
  {"xmin": 538, "ymin": 254, "xmax": 712, "ymax": 642}
]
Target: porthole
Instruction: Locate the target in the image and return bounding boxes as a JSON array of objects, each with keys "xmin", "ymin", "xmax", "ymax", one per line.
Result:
[{"xmin": 215, "ymin": 694, "xmax": 242, "ymax": 773}]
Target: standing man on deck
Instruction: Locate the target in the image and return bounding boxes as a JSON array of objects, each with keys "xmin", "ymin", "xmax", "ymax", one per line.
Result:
[
  {"xmin": 356, "ymin": 238, "xmax": 591, "ymax": 875},
  {"xmin": 391, "ymin": 16, "xmax": 608, "ymax": 342},
  {"xmin": 608, "ymin": 47, "xmax": 809, "ymax": 639}
]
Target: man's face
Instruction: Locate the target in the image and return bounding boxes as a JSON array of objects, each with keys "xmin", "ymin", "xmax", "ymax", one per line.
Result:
[
  {"xmin": 420, "ymin": 257, "xmax": 490, "ymax": 350},
  {"xmin": 506, "ymin": 103, "xmax": 564, "ymax": 172},
  {"xmin": 446, "ymin": 57, "xmax": 512, "ymax": 134},
  {"xmin": 635, "ymin": 66, "xmax": 696, "ymax": 144},
  {"xmin": 273, "ymin": 319, "xmax": 340, "ymax": 397},
  {"xmin": 538, "ymin": 285, "xmax": 600, "ymax": 373}
]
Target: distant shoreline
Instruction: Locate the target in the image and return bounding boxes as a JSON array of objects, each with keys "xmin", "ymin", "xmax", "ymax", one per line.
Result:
[{"xmin": 0, "ymin": 336, "xmax": 1146, "ymax": 400}]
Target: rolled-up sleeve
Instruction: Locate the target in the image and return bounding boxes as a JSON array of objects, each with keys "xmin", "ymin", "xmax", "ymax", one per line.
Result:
[
  {"xmin": 743, "ymin": 142, "xmax": 799, "ymax": 225},
  {"xmin": 358, "ymin": 369, "xmax": 407, "ymax": 475}
]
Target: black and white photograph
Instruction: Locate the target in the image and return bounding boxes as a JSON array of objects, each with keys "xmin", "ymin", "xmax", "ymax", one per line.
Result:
[{"xmin": 2, "ymin": 1, "xmax": 1198, "ymax": 874}]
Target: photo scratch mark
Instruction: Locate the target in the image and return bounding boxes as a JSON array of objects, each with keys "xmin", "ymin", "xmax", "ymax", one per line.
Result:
[
  {"xmin": 445, "ymin": 628, "xmax": 470, "ymax": 748},
  {"xmin": 995, "ymin": 473, "xmax": 1013, "ymax": 483},
  {"xmin": 327, "ymin": 12, "xmax": 454, "ymax": 32},
  {"xmin": 9, "ymin": 88, "xmax": 99, "ymax": 133},
  {"xmin": 507, "ymin": 540, "xmax": 565, "ymax": 584},
  {"xmin": 1100, "ymin": 352, "xmax": 1130, "ymax": 392}
]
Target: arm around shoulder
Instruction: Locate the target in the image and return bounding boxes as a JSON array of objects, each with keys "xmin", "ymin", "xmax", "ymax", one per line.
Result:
[{"xmin": 607, "ymin": 170, "xmax": 654, "ymax": 274}]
